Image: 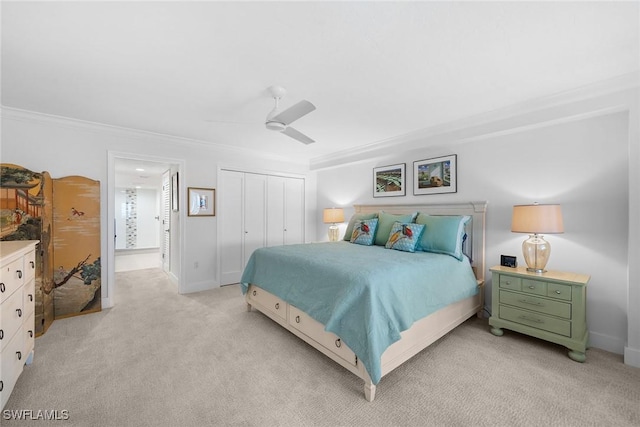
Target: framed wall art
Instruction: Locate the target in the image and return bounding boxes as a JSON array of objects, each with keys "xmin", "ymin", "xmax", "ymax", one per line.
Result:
[
  {"xmin": 171, "ymin": 172, "xmax": 179, "ymax": 212},
  {"xmin": 373, "ymin": 163, "xmax": 406, "ymax": 197},
  {"xmin": 188, "ymin": 187, "xmax": 215, "ymax": 216},
  {"xmin": 413, "ymin": 154, "xmax": 457, "ymax": 195}
]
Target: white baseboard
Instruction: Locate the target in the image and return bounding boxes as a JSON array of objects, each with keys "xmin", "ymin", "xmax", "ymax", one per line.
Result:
[
  {"xmin": 180, "ymin": 279, "xmax": 218, "ymax": 294},
  {"xmin": 589, "ymin": 330, "xmax": 625, "ymax": 355},
  {"xmin": 624, "ymin": 346, "xmax": 640, "ymax": 368}
]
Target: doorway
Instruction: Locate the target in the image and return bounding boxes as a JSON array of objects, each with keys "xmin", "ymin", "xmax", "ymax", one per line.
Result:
[{"xmin": 106, "ymin": 152, "xmax": 185, "ymax": 308}]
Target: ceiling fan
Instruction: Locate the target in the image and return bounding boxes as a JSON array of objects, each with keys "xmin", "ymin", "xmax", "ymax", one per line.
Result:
[
  {"xmin": 207, "ymin": 86, "xmax": 316, "ymax": 145},
  {"xmin": 264, "ymin": 86, "xmax": 316, "ymax": 144}
]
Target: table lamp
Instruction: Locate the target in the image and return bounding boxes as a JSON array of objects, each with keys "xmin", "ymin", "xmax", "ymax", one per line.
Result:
[
  {"xmin": 511, "ymin": 204, "xmax": 564, "ymax": 273},
  {"xmin": 323, "ymin": 208, "xmax": 344, "ymax": 242}
]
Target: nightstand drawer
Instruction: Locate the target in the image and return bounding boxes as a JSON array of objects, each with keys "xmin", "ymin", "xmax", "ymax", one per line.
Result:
[
  {"xmin": 499, "ymin": 290, "xmax": 571, "ymax": 319},
  {"xmin": 521, "ymin": 279, "xmax": 547, "ymax": 296},
  {"xmin": 499, "ymin": 305, "xmax": 571, "ymax": 337},
  {"xmin": 547, "ymin": 283, "xmax": 572, "ymax": 301},
  {"xmin": 499, "ymin": 275, "xmax": 521, "ymax": 291}
]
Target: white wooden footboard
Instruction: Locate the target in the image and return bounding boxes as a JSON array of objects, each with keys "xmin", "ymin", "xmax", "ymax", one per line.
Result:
[{"xmin": 246, "ymin": 283, "xmax": 484, "ymax": 401}]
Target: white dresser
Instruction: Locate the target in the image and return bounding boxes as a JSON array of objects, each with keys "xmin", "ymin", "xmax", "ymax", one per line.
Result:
[{"xmin": 0, "ymin": 240, "xmax": 38, "ymax": 409}]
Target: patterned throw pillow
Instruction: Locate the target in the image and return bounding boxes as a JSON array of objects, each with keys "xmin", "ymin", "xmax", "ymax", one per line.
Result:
[
  {"xmin": 350, "ymin": 218, "xmax": 378, "ymax": 246},
  {"xmin": 385, "ymin": 222, "xmax": 425, "ymax": 252}
]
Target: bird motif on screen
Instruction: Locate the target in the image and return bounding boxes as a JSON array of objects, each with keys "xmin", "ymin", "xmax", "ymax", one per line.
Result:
[
  {"xmin": 386, "ymin": 224, "xmax": 413, "ymax": 249},
  {"xmin": 351, "ymin": 222, "xmax": 371, "ymax": 241}
]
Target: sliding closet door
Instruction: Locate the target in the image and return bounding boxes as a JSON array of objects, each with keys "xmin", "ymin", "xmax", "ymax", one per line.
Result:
[
  {"xmin": 284, "ymin": 177, "xmax": 304, "ymax": 245},
  {"xmin": 267, "ymin": 176, "xmax": 304, "ymax": 247},
  {"xmin": 243, "ymin": 173, "xmax": 267, "ymax": 265},
  {"xmin": 219, "ymin": 170, "xmax": 245, "ymax": 285}
]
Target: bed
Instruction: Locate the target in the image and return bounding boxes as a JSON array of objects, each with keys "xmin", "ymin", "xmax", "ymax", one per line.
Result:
[{"xmin": 241, "ymin": 202, "xmax": 487, "ymax": 401}]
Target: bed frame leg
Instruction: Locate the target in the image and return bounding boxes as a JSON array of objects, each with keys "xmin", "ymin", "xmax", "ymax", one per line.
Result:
[{"xmin": 363, "ymin": 380, "xmax": 376, "ymax": 402}]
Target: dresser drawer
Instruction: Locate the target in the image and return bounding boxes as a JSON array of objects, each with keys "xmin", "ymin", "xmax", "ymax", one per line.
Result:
[
  {"xmin": 499, "ymin": 275, "xmax": 521, "ymax": 291},
  {"xmin": 23, "ymin": 250, "xmax": 36, "ymax": 283},
  {"xmin": 23, "ymin": 279, "xmax": 35, "ymax": 318},
  {"xmin": 521, "ymin": 279, "xmax": 547, "ymax": 296},
  {"xmin": 23, "ymin": 312, "xmax": 35, "ymax": 358},
  {"xmin": 247, "ymin": 285, "xmax": 286, "ymax": 320},
  {"xmin": 499, "ymin": 290, "xmax": 571, "ymax": 319},
  {"xmin": 0, "ymin": 289, "xmax": 24, "ymax": 352},
  {"xmin": 547, "ymin": 283, "xmax": 572, "ymax": 301},
  {"xmin": 288, "ymin": 305, "xmax": 356, "ymax": 366},
  {"xmin": 0, "ymin": 257, "xmax": 24, "ymax": 304},
  {"xmin": 499, "ymin": 305, "xmax": 571, "ymax": 337}
]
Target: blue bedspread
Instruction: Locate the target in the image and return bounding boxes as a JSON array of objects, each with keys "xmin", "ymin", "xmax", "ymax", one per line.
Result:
[{"xmin": 240, "ymin": 241, "xmax": 478, "ymax": 384}]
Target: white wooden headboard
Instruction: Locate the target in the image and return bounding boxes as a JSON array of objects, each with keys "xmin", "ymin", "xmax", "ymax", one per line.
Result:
[{"xmin": 353, "ymin": 202, "xmax": 487, "ymax": 284}]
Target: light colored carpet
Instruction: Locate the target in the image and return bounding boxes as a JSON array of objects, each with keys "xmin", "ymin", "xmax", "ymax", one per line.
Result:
[{"xmin": 4, "ymin": 268, "xmax": 640, "ymax": 426}]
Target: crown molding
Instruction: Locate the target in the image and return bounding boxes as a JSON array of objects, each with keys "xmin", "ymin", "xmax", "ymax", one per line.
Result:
[
  {"xmin": 0, "ymin": 106, "xmax": 308, "ymax": 167},
  {"xmin": 310, "ymin": 72, "xmax": 640, "ymax": 170}
]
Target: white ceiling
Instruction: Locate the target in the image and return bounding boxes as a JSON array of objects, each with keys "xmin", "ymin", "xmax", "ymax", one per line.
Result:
[{"xmin": 2, "ymin": 1, "xmax": 639, "ymax": 165}]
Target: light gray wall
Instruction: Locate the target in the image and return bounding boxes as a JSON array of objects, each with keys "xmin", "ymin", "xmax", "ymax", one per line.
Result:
[
  {"xmin": 316, "ymin": 107, "xmax": 632, "ymax": 356},
  {"xmin": 0, "ymin": 110, "xmax": 316, "ymax": 299}
]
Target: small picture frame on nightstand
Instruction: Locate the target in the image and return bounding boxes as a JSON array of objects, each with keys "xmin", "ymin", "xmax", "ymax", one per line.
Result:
[{"xmin": 500, "ymin": 255, "xmax": 517, "ymax": 268}]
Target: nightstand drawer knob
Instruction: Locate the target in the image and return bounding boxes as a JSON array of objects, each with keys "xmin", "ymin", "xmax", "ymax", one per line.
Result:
[
  {"xmin": 555, "ymin": 290, "xmax": 562, "ymax": 294},
  {"xmin": 528, "ymin": 285, "xmax": 535, "ymax": 289},
  {"xmin": 518, "ymin": 315, "xmax": 543, "ymax": 324},
  {"xmin": 519, "ymin": 299, "xmax": 543, "ymax": 307}
]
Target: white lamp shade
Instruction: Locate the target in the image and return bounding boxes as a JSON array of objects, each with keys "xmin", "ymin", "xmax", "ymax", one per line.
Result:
[
  {"xmin": 511, "ymin": 204, "xmax": 564, "ymax": 234},
  {"xmin": 323, "ymin": 208, "xmax": 344, "ymax": 224}
]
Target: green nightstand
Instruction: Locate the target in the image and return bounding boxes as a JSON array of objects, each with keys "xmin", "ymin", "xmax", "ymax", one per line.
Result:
[{"xmin": 488, "ymin": 266, "xmax": 590, "ymax": 362}]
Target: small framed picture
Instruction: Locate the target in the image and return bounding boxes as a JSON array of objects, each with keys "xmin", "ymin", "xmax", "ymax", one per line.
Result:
[
  {"xmin": 373, "ymin": 163, "xmax": 406, "ymax": 198},
  {"xmin": 171, "ymin": 172, "xmax": 179, "ymax": 212},
  {"xmin": 188, "ymin": 187, "xmax": 215, "ymax": 217},
  {"xmin": 413, "ymin": 154, "xmax": 457, "ymax": 195}
]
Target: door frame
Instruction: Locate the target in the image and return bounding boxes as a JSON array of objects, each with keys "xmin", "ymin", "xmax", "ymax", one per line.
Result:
[{"xmin": 106, "ymin": 151, "xmax": 186, "ymax": 307}]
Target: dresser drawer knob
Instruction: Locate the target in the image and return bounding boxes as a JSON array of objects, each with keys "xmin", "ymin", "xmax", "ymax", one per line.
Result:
[
  {"xmin": 335, "ymin": 338, "xmax": 342, "ymax": 348},
  {"xmin": 0, "ymin": 329, "xmax": 3, "ymax": 340},
  {"xmin": 29, "ymin": 294, "xmax": 33, "ymax": 302},
  {"xmin": 295, "ymin": 315, "xmax": 300, "ymax": 323},
  {"xmin": 0, "ymin": 283, "xmax": 5, "ymax": 292},
  {"xmin": 555, "ymin": 290, "xmax": 561, "ymax": 294},
  {"xmin": 274, "ymin": 302, "xmax": 280, "ymax": 310},
  {"xmin": 0, "ymin": 380, "xmax": 3, "ymax": 392},
  {"xmin": 17, "ymin": 270, "xmax": 22, "ymax": 279},
  {"xmin": 30, "ymin": 260, "xmax": 35, "ymax": 269},
  {"xmin": 17, "ymin": 351, "xmax": 22, "ymax": 361},
  {"xmin": 28, "ymin": 330, "xmax": 33, "ymax": 338},
  {"xmin": 252, "ymin": 290, "xmax": 257, "ymax": 296},
  {"xmin": 16, "ymin": 308, "xmax": 22, "ymax": 317}
]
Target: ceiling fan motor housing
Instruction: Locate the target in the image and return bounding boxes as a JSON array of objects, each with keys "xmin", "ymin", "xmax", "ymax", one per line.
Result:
[{"xmin": 265, "ymin": 121, "xmax": 286, "ymax": 131}]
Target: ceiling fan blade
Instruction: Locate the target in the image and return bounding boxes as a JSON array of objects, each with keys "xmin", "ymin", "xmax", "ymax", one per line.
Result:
[
  {"xmin": 270, "ymin": 100, "xmax": 316, "ymax": 125},
  {"xmin": 281, "ymin": 126, "xmax": 315, "ymax": 144}
]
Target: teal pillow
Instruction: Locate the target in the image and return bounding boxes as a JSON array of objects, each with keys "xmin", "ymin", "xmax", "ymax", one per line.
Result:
[
  {"xmin": 343, "ymin": 213, "xmax": 378, "ymax": 241},
  {"xmin": 350, "ymin": 218, "xmax": 378, "ymax": 246},
  {"xmin": 374, "ymin": 211, "xmax": 417, "ymax": 246},
  {"xmin": 385, "ymin": 222, "xmax": 425, "ymax": 253},
  {"xmin": 415, "ymin": 213, "xmax": 470, "ymax": 260}
]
